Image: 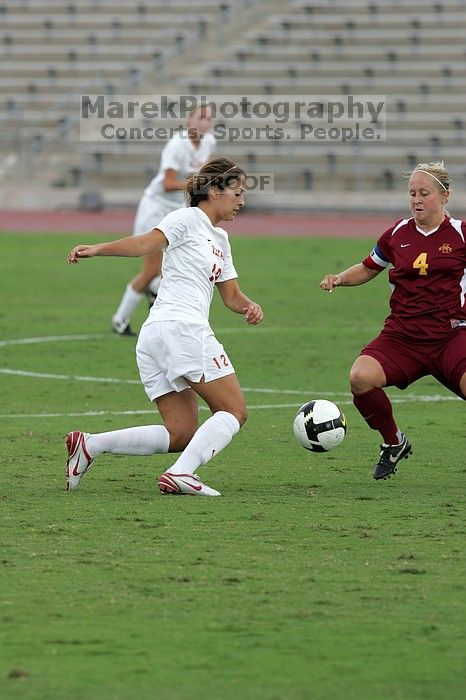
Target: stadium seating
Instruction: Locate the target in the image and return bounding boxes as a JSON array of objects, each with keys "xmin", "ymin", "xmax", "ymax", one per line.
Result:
[{"xmin": 1, "ymin": 0, "xmax": 466, "ymax": 211}]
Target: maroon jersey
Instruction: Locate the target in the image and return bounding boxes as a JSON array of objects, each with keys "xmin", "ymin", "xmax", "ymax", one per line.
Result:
[{"xmin": 363, "ymin": 216, "xmax": 466, "ymax": 341}]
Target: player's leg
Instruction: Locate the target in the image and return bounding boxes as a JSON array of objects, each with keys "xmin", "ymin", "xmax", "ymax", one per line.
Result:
[
  {"xmin": 144, "ymin": 251, "xmax": 162, "ymax": 310},
  {"xmin": 350, "ymin": 354, "xmax": 400, "ymax": 444},
  {"xmin": 132, "ymin": 250, "xmax": 162, "ymax": 309},
  {"xmin": 158, "ymin": 374, "xmax": 245, "ymax": 496},
  {"xmin": 80, "ymin": 387, "xmax": 197, "ymax": 456},
  {"xmin": 67, "ymin": 321, "xmax": 169, "ymax": 491},
  {"xmin": 66, "ymin": 389, "xmax": 199, "ymax": 492},
  {"xmin": 350, "ymin": 345, "xmax": 414, "ymax": 480},
  {"xmin": 111, "ymin": 194, "xmax": 163, "ymax": 334},
  {"xmin": 431, "ymin": 329, "xmax": 466, "ymax": 399},
  {"xmin": 65, "ymin": 420, "xmax": 170, "ymax": 492},
  {"xmin": 112, "ymin": 251, "xmax": 161, "ymax": 335},
  {"xmin": 155, "ymin": 388, "xmax": 199, "ymax": 451},
  {"xmin": 156, "ymin": 323, "xmax": 244, "ymax": 495}
]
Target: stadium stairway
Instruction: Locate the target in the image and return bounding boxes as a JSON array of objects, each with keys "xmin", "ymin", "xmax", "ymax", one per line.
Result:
[{"xmin": 1, "ymin": 0, "xmax": 466, "ymax": 213}]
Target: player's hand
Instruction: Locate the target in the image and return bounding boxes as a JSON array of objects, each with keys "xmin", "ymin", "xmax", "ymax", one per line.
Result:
[
  {"xmin": 320, "ymin": 274, "xmax": 343, "ymax": 293},
  {"xmin": 67, "ymin": 245, "xmax": 99, "ymax": 264},
  {"xmin": 242, "ymin": 302, "xmax": 263, "ymax": 325}
]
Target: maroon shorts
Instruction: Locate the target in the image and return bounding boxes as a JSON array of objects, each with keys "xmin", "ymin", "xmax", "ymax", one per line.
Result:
[{"xmin": 360, "ymin": 328, "xmax": 466, "ymax": 399}]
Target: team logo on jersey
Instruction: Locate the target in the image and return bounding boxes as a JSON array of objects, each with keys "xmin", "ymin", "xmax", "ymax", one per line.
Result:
[
  {"xmin": 438, "ymin": 243, "xmax": 453, "ymax": 253},
  {"xmin": 212, "ymin": 245, "xmax": 224, "ymax": 260}
]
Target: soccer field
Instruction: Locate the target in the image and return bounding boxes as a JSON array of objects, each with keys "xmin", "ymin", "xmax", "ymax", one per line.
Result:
[{"xmin": 1, "ymin": 232, "xmax": 464, "ymax": 700}]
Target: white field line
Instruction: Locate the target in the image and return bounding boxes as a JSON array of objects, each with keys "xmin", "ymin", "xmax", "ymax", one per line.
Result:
[
  {"xmin": 0, "ymin": 334, "xmax": 459, "ymax": 420},
  {"xmin": 0, "ymin": 368, "xmax": 140, "ymax": 384},
  {"xmin": 0, "ymin": 328, "xmax": 296, "ymax": 349},
  {"xmin": 0, "ymin": 404, "xmax": 300, "ymax": 419},
  {"xmin": 0, "ymin": 333, "xmax": 111, "ymax": 347},
  {"xmin": 0, "ymin": 367, "xmax": 458, "ymax": 404},
  {"xmin": 0, "ymin": 367, "xmax": 350, "ymax": 392},
  {"xmin": 0, "ymin": 395, "xmax": 459, "ymax": 421}
]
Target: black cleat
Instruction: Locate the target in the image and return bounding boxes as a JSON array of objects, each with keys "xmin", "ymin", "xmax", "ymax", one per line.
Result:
[
  {"xmin": 111, "ymin": 316, "xmax": 137, "ymax": 336},
  {"xmin": 145, "ymin": 290, "xmax": 157, "ymax": 311},
  {"xmin": 373, "ymin": 433, "xmax": 412, "ymax": 480}
]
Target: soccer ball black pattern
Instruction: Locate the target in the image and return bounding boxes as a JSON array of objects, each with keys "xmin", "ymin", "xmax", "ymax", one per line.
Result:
[{"xmin": 293, "ymin": 399, "xmax": 347, "ymax": 452}]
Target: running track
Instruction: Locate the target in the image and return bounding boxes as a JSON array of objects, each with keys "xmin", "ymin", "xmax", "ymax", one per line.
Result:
[{"xmin": 0, "ymin": 210, "xmax": 402, "ymax": 237}]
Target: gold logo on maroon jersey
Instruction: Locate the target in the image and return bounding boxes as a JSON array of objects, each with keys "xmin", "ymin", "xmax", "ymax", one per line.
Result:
[{"xmin": 438, "ymin": 243, "xmax": 452, "ymax": 253}]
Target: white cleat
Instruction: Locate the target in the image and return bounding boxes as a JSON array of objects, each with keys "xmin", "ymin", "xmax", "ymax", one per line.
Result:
[
  {"xmin": 158, "ymin": 472, "xmax": 221, "ymax": 496},
  {"xmin": 66, "ymin": 431, "xmax": 93, "ymax": 491}
]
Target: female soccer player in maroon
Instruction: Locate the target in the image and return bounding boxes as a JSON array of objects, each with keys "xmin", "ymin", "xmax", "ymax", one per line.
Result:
[{"xmin": 320, "ymin": 161, "xmax": 466, "ymax": 480}]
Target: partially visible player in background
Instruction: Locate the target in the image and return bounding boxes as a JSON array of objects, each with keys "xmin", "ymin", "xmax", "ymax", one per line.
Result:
[
  {"xmin": 320, "ymin": 161, "xmax": 466, "ymax": 480},
  {"xmin": 112, "ymin": 103, "xmax": 216, "ymax": 335}
]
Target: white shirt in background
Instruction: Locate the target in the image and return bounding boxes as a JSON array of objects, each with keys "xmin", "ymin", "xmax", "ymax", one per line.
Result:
[{"xmin": 144, "ymin": 130, "xmax": 217, "ymax": 210}]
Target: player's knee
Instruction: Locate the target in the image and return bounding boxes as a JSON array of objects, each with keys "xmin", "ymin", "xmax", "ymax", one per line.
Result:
[
  {"xmin": 349, "ymin": 366, "xmax": 374, "ymax": 395},
  {"xmin": 236, "ymin": 406, "xmax": 248, "ymax": 426},
  {"xmin": 459, "ymin": 371, "xmax": 466, "ymax": 399},
  {"xmin": 349, "ymin": 356, "xmax": 385, "ymax": 394},
  {"xmin": 226, "ymin": 401, "xmax": 247, "ymax": 426},
  {"xmin": 213, "ymin": 404, "xmax": 247, "ymax": 426},
  {"xmin": 141, "ymin": 271, "xmax": 157, "ymax": 287},
  {"xmin": 166, "ymin": 425, "xmax": 197, "ymax": 452}
]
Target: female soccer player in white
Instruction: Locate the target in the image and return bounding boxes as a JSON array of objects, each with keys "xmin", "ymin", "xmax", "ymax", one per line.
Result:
[
  {"xmin": 66, "ymin": 156, "xmax": 263, "ymax": 496},
  {"xmin": 112, "ymin": 104, "xmax": 216, "ymax": 335}
]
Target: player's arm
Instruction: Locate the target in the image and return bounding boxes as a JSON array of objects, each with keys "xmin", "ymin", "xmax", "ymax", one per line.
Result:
[
  {"xmin": 320, "ymin": 263, "xmax": 381, "ymax": 292},
  {"xmin": 163, "ymin": 168, "xmax": 186, "ymax": 192},
  {"xmin": 67, "ymin": 228, "xmax": 168, "ymax": 264},
  {"xmin": 216, "ymin": 279, "xmax": 263, "ymax": 325}
]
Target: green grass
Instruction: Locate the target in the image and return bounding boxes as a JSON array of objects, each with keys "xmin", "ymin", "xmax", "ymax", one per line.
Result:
[{"xmin": 0, "ymin": 232, "xmax": 464, "ymax": 700}]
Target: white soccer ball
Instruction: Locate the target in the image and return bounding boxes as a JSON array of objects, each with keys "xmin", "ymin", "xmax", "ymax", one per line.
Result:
[{"xmin": 293, "ymin": 399, "xmax": 347, "ymax": 452}]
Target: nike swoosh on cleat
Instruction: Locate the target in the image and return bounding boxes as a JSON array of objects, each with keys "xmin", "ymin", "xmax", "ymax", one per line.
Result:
[
  {"xmin": 72, "ymin": 457, "xmax": 81, "ymax": 476},
  {"xmin": 179, "ymin": 479, "xmax": 202, "ymax": 492}
]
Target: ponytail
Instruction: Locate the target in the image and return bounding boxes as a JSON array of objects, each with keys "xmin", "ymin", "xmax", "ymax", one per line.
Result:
[{"xmin": 185, "ymin": 156, "xmax": 245, "ymax": 206}]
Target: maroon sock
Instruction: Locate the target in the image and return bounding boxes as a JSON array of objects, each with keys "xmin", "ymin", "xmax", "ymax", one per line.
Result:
[{"xmin": 352, "ymin": 387, "xmax": 399, "ymax": 444}]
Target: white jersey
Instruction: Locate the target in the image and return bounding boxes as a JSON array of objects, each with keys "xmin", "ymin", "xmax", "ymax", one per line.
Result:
[
  {"xmin": 143, "ymin": 130, "xmax": 216, "ymax": 211},
  {"xmin": 143, "ymin": 207, "xmax": 238, "ymax": 325}
]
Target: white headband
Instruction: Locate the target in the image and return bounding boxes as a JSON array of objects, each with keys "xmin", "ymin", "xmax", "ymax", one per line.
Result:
[
  {"xmin": 414, "ymin": 170, "xmax": 448, "ymax": 191},
  {"xmin": 204, "ymin": 165, "xmax": 241, "ymax": 188}
]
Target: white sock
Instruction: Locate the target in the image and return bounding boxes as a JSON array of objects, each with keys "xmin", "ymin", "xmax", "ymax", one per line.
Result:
[
  {"xmin": 169, "ymin": 411, "xmax": 240, "ymax": 475},
  {"xmin": 86, "ymin": 425, "xmax": 170, "ymax": 457},
  {"xmin": 114, "ymin": 284, "xmax": 144, "ymax": 322},
  {"xmin": 147, "ymin": 275, "xmax": 161, "ymax": 296}
]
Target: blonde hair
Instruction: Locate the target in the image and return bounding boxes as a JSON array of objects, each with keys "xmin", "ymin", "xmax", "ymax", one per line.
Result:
[
  {"xmin": 408, "ymin": 161, "xmax": 451, "ymax": 192},
  {"xmin": 185, "ymin": 156, "xmax": 245, "ymax": 206}
]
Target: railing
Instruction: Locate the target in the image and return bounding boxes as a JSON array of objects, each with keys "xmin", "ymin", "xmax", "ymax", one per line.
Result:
[{"xmin": 0, "ymin": 0, "xmax": 262, "ymax": 183}]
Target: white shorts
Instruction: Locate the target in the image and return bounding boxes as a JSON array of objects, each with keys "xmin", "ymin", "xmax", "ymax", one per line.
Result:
[
  {"xmin": 135, "ymin": 320, "xmax": 235, "ymax": 400},
  {"xmin": 133, "ymin": 194, "xmax": 168, "ymax": 235}
]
